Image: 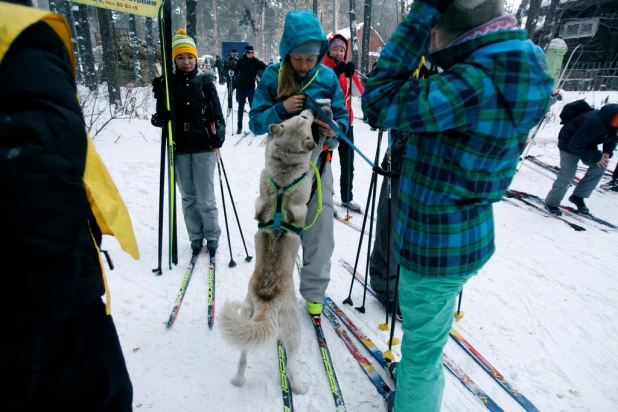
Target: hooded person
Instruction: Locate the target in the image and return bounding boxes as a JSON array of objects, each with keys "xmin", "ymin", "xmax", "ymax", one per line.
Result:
[
  {"xmin": 151, "ymin": 28, "xmax": 226, "ymax": 255},
  {"xmin": 0, "ymin": 0, "xmax": 140, "ymax": 409},
  {"xmin": 249, "ymin": 9, "xmax": 349, "ymax": 317},
  {"xmin": 323, "ymin": 33, "xmax": 365, "ymax": 212},
  {"xmin": 362, "ymin": 0, "xmax": 554, "ymax": 410},
  {"xmin": 545, "ymin": 104, "xmax": 618, "ymax": 214},
  {"xmin": 233, "ymin": 45, "xmax": 267, "ymax": 134}
]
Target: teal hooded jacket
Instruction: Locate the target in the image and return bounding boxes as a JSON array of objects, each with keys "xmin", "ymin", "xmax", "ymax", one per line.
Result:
[{"xmin": 249, "ymin": 10, "xmax": 349, "ymax": 136}]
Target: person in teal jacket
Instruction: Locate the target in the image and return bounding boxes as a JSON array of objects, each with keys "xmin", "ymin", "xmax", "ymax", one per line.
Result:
[
  {"xmin": 362, "ymin": 0, "xmax": 553, "ymax": 410},
  {"xmin": 249, "ymin": 9, "xmax": 349, "ymax": 315}
]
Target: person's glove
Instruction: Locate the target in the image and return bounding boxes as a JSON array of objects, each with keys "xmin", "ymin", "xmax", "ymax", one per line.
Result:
[
  {"xmin": 333, "ymin": 62, "xmax": 346, "ymax": 77},
  {"xmin": 152, "ymin": 76, "xmax": 165, "ymax": 99},
  {"xmin": 151, "ymin": 110, "xmax": 170, "ymax": 127},
  {"xmin": 415, "ymin": 0, "xmax": 456, "ymax": 13},
  {"xmin": 344, "ymin": 62, "xmax": 356, "ymax": 78},
  {"xmin": 212, "ymin": 120, "xmax": 226, "ymax": 148}
]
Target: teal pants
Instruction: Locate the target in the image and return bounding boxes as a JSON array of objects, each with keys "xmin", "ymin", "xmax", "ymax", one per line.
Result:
[{"xmin": 394, "ymin": 268, "xmax": 475, "ymax": 412}]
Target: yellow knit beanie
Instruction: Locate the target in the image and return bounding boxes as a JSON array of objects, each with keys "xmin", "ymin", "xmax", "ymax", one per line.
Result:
[{"xmin": 172, "ymin": 28, "xmax": 198, "ymax": 60}]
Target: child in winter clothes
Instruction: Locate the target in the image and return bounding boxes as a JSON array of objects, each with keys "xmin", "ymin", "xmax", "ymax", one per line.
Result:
[
  {"xmin": 362, "ymin": 0, "xmax": 554, "ymax": 410},
  {"xmin": 545, "ymin": 105, "xmax": 618, "ymax": 214},
  {"xmin": 152, "ymin": 29, "xmax": 226, "ymax": 255},
  {"xmin": 323, "ymin": 35, "xmax": 364, "ymax": 212},
  {"xmin": 249, "ymin": 10, "xmax": 349, "ymax": 315}
]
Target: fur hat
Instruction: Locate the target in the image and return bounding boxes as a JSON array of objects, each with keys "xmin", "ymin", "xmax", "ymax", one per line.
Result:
[
  {"xmin": 172, "ymin": 28, "xmax": 198, "ymax": 60},
  {"xmin": 330, "ymin": 38, "xmax": 347, "ymax": 51},
  {"xmin": 438, "ymin": 0, "xmax": 504, "ymax": 32}
]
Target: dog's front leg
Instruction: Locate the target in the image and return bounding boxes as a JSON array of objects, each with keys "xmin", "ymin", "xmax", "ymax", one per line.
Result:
[{"xmin": 231, "ymin": 350, "xmax": 248, "ymax": 387}]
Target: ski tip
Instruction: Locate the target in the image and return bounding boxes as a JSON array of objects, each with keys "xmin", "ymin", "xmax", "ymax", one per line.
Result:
[
  {"xmin": 379, "ymin": 323, "xmax": 390, "ymax": 331},
  {"xmin": 454, "ymin": 311, "xmax": 465, "ymax": 321}
]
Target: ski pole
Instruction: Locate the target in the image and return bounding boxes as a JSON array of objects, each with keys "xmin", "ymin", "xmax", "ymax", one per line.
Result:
[
  {"xmin": 218, "ymin": 152, "xmax": 253, "ymax": 262},
  {"xmin": 152, "ymin": 129, "xmax": 166, "ymax": 276},
  {"xmin": 343, "ymin": 128, "xmax": 384, "ymax": 308},
  {"xmin": 383, "ymin": 265, "xmax": 402, "ymax": 362},
  {"xmin": 455, "ymin": 290, "xmax": 464, "ymax": 321},
  {"xmin": 216, "ymin": 152, "xmax": 237, "ymax": 268},
  {"xmin": 380, "ymin": 133, "xmax": 393, "ymax": 330}
]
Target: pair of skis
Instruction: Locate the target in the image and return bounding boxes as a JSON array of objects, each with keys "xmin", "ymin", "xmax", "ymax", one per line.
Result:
[
  {"xmin": 165, "ymin": 247, "xmax": 217, "ymax": 328},
  {"xmin": 338, "ymin": 259, "xmax": 540, "ymax": 412}
]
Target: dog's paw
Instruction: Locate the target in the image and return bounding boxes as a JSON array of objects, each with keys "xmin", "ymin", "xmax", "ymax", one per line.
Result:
[
  {"xmin": 290, "ymin": 380, "xmax": 308, "ymax": 394},
  {"xmin": 231, "ymin": 375, "xmax": 246, "ymax": 387}
]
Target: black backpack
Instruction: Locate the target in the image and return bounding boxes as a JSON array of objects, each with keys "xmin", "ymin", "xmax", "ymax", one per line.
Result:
[{"xmin": 559, "ymin": 99, "xmax": 594, "ymax": 125}]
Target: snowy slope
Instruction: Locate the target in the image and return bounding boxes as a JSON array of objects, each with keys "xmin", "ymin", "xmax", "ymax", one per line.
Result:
[{"xmin": 92, "ymin": 87, "xmax": 618, "ymax": 411}]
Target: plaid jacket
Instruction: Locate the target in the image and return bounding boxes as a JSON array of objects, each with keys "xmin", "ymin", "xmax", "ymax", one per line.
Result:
[{"xmin": 362, "ymin": 3, "xmax": 553, "ymax": 276}]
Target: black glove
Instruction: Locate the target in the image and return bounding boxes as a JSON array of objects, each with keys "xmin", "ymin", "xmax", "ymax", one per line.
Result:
[
  {"xmin": 344, "ymin": 62, "xmax": 356, "ymax": 78},
  {"xmin": 333, "ymin": 62, "xmax": 346, "ymax": 77},
  {"xmin": 416, "ymin": 0, "xmax": 456, "ymax": 13},
  {"xmin": 152, "ymin": 76, "xmax": 165, "ymax": 99},
  {"xmin": 151, "ymin": 110, "xmax": 170, "ymax": 127},
  {"xmin": 211, "ymin": 121, "xmax": 225, "ymax": 148}
]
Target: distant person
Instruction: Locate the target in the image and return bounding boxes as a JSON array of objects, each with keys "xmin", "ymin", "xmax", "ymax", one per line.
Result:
[
  {"xmin": 223, "ymin": 49, "xmax": 239, "ymax": 111},
  {"xmin": 215, "ymin": 55, "xmax": 224, "ymax": 84},
  {"xmin": 545, "ymin": 103, "xmax": 618, "ymax": 215},
  {"xmin": 1, "ymin": 0, "xmax": 140, "ymax": 409},
  {"xmin": 233, "ymin": 45, "xmax": 266, "ymax": 134}
]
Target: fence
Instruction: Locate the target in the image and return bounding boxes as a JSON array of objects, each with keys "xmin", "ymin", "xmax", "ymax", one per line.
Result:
[{"xmin": 561, "ymin": 61, "xmax": 618, "ymax": 91}]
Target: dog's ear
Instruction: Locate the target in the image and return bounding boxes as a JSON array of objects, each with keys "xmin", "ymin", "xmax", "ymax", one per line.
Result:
[
  {"xmin": 303, "ymin": 136, "xmax": 317, "ymax": 152},
  {"xmin": 269, "ymin": 124, "xmax": 283, "ymax": 137}
]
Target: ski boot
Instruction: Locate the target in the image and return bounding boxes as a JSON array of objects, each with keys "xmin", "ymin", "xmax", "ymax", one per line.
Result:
[
  {"xmin": 568, "ymin": 194, "xmax": 590, "ymax": 214},
  {"xmin": 544, "ymin": 203, "xmax": 562, "ymax": 216},
  {"xmin": 237, "ymin": 122, "xmax": 242, "ymax": 135},
  {"xmin": 341, "ymin": 200, "xmax": 362, "ymax": 213},
  {"xmin": 207, "ymin": 240, "xmax": 218, "ymax": 255},
  {"xmin": 191, "ymin": 239, "xmax": 203, "ymax": 254},
  {"xmin": 306, "ymin": 301, "xmax": 323, "ymax": 316}
]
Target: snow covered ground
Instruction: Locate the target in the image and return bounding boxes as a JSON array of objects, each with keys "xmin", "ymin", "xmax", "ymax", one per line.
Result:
[{"xmin": 92, "ymin": 86, "xmax": 618, "ymax": 411}]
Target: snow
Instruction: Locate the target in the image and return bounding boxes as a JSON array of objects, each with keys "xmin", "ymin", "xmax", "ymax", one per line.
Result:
[{"xmin": 91, "ymin": 86, "xmax": 618, "ymax": 411}]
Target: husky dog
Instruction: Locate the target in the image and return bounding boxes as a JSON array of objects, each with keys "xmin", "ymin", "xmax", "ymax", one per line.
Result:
[{"xmin": 219, "ymin": 110, "xmax": 317, "ymax": 394}]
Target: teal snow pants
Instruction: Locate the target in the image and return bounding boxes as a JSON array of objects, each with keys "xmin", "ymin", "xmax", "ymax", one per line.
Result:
[{"xmin": 394, "ymin": 268, "xmax": 476, "ymax": 412}]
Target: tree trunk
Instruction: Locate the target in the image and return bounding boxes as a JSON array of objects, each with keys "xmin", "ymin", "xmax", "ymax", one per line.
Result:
[
  {"xmin": 525, "ymin": 0, "xmax": 542, "ymax": 40},
  {"xmin": 48, "ymin": 0, "xmax": 57, "ymax": 12},
  {"xmin": 539, "ymin": 0, "xmax": 561, "ymax": 50},
  {"xmin": 349, "ymin": 0, "xmax": 359, "ymax": 67},
  {"xmin": 129, "ymin": 14, "xmax": 142, "ymax": 86},
  {"xmin": 313, "ymin": 0, "xmax": 318, "ymax": 15},
  {"xmin": 361, "ymin": 0, "xmax": 372, "ymax": 75},
  {"xmin": 97, "ymin": 7, "xmax": 120, "ymax": 105},
  {"xmin": 253, "ymin": 0, "xmax": 258, "ymax": 48},
  {"xmin": 58, "ymin": 2, "xmax": 83, "ymax": 84},
  {"xmin": 261, "ymin": 0, "xmax": 266, "ymax": 59},
  {"xmin": 212, "ymin": 0, "xmax": 218, "ymax": 52},
  {"xmin": 76, "ymin": 4, "xmax": 96, "ymax": 90},
  {"xmin": 515, "ymin": 0, "xmax": 529, "ymax": 28},
  {"xmin": 145, "ymin": 17, "xmax": 155, "ymax": 80},
  {"xmin": 332, "ymin": 0, "xmax": 337, "ymax": 33},
  {"xmin": 186, "ymin": 0, "xmax": 197, "ymax": 41}
]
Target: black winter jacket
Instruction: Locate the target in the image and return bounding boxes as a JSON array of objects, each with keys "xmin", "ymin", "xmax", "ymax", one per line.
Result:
[
  {"xmin": 234, "ymin": 55, "xmax": 267, "ymax": 90},
  {"xmin": 558, "ymin": 104, "xmax": 618, "ymax": 163},
  {"xmin": 0, "ymin": 22, "xmax": 105, "ymax": 330},
  {"xmin": 155, "ymin": 68, "xmax": 225, "ymax": 153}
]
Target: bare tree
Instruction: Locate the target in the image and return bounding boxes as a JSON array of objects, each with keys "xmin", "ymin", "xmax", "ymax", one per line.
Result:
[
  {"xmin": 313, "ymin": 0, "xmax": 318, "ymax": 14},
  {"xmin": 349, "ymin": 0, "xmax": 360, "ymax": 66},
  {"xmin": 97, "ymin": 8, "xmax": 120, "ymax": 105},
  {"xmin": 539, "ymin": 0, "xmax": 561, "ymax": 50},
  {"xmin": 212, "ymin": 0, "xmax": 218, "ymax": 50},
  {"xmin": 75, "ymin": 4, "xmax": 96, "ymax": 90},
  {"xmin": 361, "ymin": 0, "xmax": 373, "ymax": 75},
  {"xmin": 187, "ymin": 0, "xmax": 197, "ymax": 40},
  {"xmin": 129, "ymin": 14, "xmax": 142, "ymax": 85},
  {"xmin": 145, "ymin": 17, "xmax": 156, "ymax": 80},
  {"xmin": 515, "ymin": 0, "xmax": 529, "ymax": 27},
  {"xmin": 525, "ymin": 0, "xmax": 542, "ymax": 39}
]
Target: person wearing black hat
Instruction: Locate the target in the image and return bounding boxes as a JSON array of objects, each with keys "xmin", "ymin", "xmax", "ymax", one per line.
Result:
[{"xmin": 233, "ymin": 45, "xmax": 267, "ymax": 134}]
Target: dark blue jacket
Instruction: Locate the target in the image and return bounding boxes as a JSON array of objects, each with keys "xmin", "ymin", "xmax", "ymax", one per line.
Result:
[{"xmin": 558, "ymin": 104, "xmax": 618, "ymax": 163}]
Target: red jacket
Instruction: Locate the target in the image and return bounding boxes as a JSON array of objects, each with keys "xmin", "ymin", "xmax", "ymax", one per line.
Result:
[{"xmin": 323, "ymin": 33, "xmax": 364, "ymax": 125}]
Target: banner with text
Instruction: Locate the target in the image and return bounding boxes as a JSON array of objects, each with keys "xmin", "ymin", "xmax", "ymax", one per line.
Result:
[{"xmin": 66, "ymin": 0, "xmax": 161, "ymax": 18}]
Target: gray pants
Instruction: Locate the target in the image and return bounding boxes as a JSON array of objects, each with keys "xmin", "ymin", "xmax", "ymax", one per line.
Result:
[
  {"xmin": 369, "ymin": 163, "xmax": 400, "ymax": 296},
  {"xmin": 300, "ymin": 162, "xmax": 334, "ymax": 303},
  {"xmin": 175, "ymin": 152, "xmax": 221, "ymax": 242},
  {"xmin": 545, "ymin": 150, "xmax": 606, "ymax": 207}
]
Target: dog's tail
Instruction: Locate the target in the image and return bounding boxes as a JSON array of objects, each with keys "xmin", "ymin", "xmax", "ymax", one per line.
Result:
[{"xmin": 219, "ymin": 300, "xmax": 277, "ymax": 349}]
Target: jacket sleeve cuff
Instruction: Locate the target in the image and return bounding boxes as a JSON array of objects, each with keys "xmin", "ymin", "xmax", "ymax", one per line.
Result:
[{"xmin": 275, "ymin": 102, "xmax": 288, "ymax": 117}]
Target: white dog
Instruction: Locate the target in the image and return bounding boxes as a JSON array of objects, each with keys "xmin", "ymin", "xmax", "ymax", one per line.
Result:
[{"xmin": 219, "ymin": 110, "xmax": 317, "ymax": 394}]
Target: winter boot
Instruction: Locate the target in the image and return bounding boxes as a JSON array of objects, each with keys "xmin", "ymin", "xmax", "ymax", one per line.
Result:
[
  {"xmin": 191, "ymin": 239, "xmax": 203, "ymax": 253},
  {"xmin": 387, "ymin": 362, "xmax": 398, "ymax": 382},
  {"xmin": 568, "ymin": 194, "xmax": 590, "ymax": 214},
  {"xmin": 601, "ymin": 179, "xmax": 618, "ymax": 192},
  {"xmin": 544, "ymin": 203, "xmax": 562, "ymax": 216},
  {"xmin": 307, "ymin": 301, "xmax": 323, "ymax": 316},
  {"xmin": 237, "ymin": 122, "xmax": 242, "ymax": 134},
  {"xmin": 207, "ymin": 239, "xmax": 218, "ymax": 254},
  {"xmin": 341, "ymin": 200, "xmax": 362, "ymax": 213}
]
